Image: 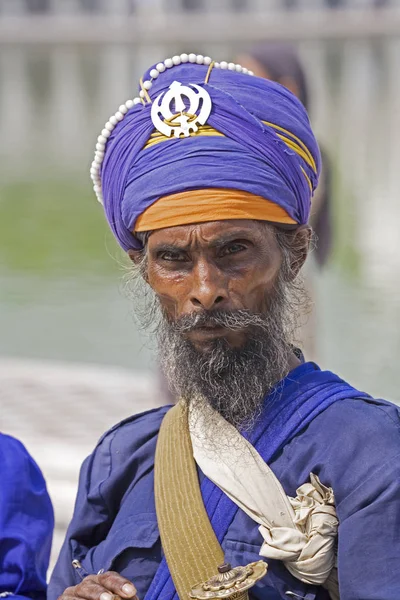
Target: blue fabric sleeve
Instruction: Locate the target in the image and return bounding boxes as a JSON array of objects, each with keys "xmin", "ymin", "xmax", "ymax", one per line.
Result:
[
  {"xmin": 48, "ymin": 438, "xmax": 115, "ymax": 594},
  {"xmin": 0, "ymin": 434, "xmax": 54, "ymax": 600},
  {"xmin": 337, "ymin": 452, "xmax": 400, "ymax": 599},
  {"xmin": 333, "ymin": 401, "xmax": 400, "ymax": 600},
  {"xmin": 48, "ymin": 407, "xmax": 169, "ymax": 600},
  {"xmin": 287, "ymin": 397, "xmax": 400, "ymax": 600},
  {"xmin": 272, "ymin": 396, "xmax": 400, "ymax": 599}
]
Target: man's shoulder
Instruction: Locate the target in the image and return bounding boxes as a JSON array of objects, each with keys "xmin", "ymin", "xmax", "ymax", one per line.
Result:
[
  {"xmin": 96, "ymin": 404, "xmax": 172, "ymax": 452},
  {"xmin": 302, "ymin": 395, "xmax": 400, "ymax": 503},
  {"xmin": 314, "ymin": 394, "xmax": 400, "ymax": 440},
  {"xmin": 81, "ymin": 405, "xmax": 172, "ymax": 500},
  {"xmin": 303, "ymin": 394, "xmax": 400, "ymax": 462},
  {"xmin": 0, "ymin": 432, "xmax": 38, "ymax": 470},
  {"xmin": 0, "ymin": 431, "xmax": 28, "ymax": 452},
  {"xmin": 278, "ymin": 393, "xmax": 400, "ymax": 515}
]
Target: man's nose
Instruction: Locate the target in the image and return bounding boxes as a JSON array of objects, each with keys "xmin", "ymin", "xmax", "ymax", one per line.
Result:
[{"xmin": 189, "ymin": 259, "xmax": 228, "ymax": 311}]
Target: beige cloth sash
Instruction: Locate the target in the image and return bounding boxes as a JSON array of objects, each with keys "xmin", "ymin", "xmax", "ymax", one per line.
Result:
[
  {"xmin": 155, "ymin": 402, "xmax": 224, "ymax": 600},
  {"xmin": 155, "ymin": 401, "xmax": 339, "ymax": 599},
  {"xmin": 189, "ymin": 402, "xmax": 340, "ymax": 599}
]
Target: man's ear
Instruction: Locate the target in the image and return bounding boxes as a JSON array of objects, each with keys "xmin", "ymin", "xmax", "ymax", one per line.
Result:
[
  {"xmin": 127, "ymin": 248, "xmax": 148, "ymax": 281},
  {"xmin": 127, "ymin": 249, "xmax": 142, "ymax": 265},
  {"xmin": 287, "ymin": 225, "xmax": 312, "ymax": 279}
]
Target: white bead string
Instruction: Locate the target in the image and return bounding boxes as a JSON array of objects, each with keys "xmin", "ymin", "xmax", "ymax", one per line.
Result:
[{"xmin": 90, "ymin": 54, "xmax": 254, "ymax": 205}]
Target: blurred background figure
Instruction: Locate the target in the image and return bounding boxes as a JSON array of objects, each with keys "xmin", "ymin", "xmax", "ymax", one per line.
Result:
[
  {"xmin": 238, "ymin": 43, "xmax": 333, "ymax": 358},
  {"xmin": 0, "ymin": 433, "xmax": 53, "ymax": 598},
  {"xmin": 1, "ymin": 0, "xmax": 400, "ymax": 568}
]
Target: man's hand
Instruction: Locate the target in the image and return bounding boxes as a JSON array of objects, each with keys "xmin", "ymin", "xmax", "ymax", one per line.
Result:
[{"xmin": 59, "ymin": 571, "xmax": 138, "ymax": 600}]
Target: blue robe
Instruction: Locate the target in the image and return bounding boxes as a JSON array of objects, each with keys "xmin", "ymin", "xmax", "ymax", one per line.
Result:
[
  {"xmin": 0, "ymin": 434, "xmax": 54, "ymax": 600},
  {"xmin": 48, "ymin": 363, "xmax": 400, "ymax": 600}
]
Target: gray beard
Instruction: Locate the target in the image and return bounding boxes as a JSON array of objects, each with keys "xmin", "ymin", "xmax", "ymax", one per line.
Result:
[
  {"xmin": 156, "ymin": 281, "xmax": 297, "ymax": 430},
  {"xmin": 158, "ymin": 323, "xmax": 287, "ymax": 430}
]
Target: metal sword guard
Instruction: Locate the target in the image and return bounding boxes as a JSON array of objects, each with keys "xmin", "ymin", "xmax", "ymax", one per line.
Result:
[{"xmin": 190, "ymin": 560, "xmax": 268, "ymax": 600}]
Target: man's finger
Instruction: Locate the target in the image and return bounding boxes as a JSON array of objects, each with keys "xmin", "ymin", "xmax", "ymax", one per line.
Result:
[
  {"xmin": 97, "ymin": 572, "xmax": 137, "ymax": 598},
  {"xmin": 57, "ymin": 572, "xmax": 137, "ymax": 600},
  {"xmin": 59, "ymin": 589, "xmax": 96, "ymax": 600},
  {"xmin": 75, "ymin": 580, "xmax": 115, "ymax": 600},
  {"xmin": 60, "ymin": 596, "xmax": 94, "ymax": 600}
]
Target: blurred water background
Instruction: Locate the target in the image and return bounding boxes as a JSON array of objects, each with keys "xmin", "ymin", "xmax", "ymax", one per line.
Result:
[{"xmin": 1, "ymin": 0, "xmax": 400, "ymax": 565}]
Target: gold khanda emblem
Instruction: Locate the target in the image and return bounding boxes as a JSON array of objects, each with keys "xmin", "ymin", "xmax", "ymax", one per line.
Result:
[
  {"xmin": 151, "ymin": 80, "xmax": 212, "ymax": 139},
  {"xmin": 190, "ymin": 561, "xmax": 268, "ymax": 600}
]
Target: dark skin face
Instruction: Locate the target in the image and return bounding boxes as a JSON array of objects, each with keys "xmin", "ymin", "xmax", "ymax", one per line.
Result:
[{"xmin": 129, "ymin": 219, "xmax": 310, "ymax": 361}]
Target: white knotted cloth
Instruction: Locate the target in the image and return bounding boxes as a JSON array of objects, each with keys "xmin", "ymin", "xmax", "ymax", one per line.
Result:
[{"xmin": 189, "ymin": 402, "xmax": 339, "ymax": 595}]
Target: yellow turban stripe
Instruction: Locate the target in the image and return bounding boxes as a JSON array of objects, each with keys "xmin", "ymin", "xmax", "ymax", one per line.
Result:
[
  {"xmin": 143, "ymin": 121, "xmax": 316, "ymax": 174},
  {"xmin": 144, "ymin": 125, "xmax": 225, "ymax": 149}
]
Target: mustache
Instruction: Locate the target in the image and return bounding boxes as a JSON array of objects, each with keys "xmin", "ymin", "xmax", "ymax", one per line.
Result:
[{"xmin": 171, "ymin": 309, "xmax": 271, "ymax": 334}]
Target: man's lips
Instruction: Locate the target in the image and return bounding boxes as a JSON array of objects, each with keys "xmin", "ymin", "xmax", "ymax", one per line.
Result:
[
  {"xmin": 184, "ymin": 324, "xmax": 249, "ymax": 344},
  {"xmin": 184, "ymin": 324, "xmax": 228, "ymax": 342}
]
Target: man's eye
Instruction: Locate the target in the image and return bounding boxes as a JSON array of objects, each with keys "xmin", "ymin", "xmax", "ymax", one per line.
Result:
[
  {"xmin": 220, "ymin": 243, "xmax": 246, "ymax": 257},
  {"xmin": 159, "ymin": 251, "xmax": 186, "ymax": 262}
]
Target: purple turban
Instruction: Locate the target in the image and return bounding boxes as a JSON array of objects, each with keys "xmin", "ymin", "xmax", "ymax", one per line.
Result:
[{"xmin": 95, "ymin": 57, "xmax": 321, "ymax": 250}]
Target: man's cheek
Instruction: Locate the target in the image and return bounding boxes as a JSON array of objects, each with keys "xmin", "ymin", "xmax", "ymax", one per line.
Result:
[{"xmin": 156, "ymin": 292, "xmax": 179, "ymax": 320}]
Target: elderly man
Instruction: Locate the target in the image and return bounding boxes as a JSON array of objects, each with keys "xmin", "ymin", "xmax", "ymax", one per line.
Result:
[{"xmin": 49, "ymin": 54, "xmax": 400, "ymax": 600}]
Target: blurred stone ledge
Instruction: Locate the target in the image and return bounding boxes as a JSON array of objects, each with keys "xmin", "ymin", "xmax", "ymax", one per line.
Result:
[
  {"xmin": 1, "ymin": 8, "xmax": 400, "ymax": 44},
  {"xmin": 0, "ymin": 356, "xmax": 160, "ymax": 445},
  {"xmin": 0, "ymin": 356, "xmax": 161, "ymax": 566}
]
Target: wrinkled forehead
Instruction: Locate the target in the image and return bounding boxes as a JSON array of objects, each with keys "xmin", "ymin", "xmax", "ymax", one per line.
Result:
[{"xmin": 145, "ymin": 218, "xmax": 278, "ymax": 250}]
